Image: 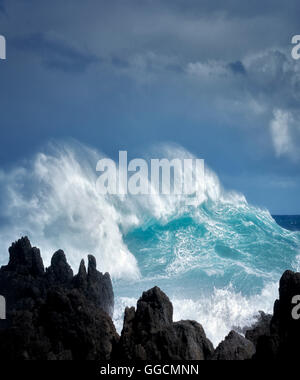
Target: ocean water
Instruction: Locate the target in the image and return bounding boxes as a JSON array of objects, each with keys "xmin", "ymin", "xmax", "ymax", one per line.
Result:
[
  {"xmin": 0, "ymin": 141, "xmax": 299, "ymax": 346},
  {"xmin": 113, "ymin": 205, "xmax": 300, "ymax": 346},
  {"xmin": 272, "ymin": 215, "xmax": 300, "ymax": 232}
]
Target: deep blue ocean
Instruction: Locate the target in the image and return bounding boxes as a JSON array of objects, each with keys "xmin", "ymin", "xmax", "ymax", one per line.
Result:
[
  {"xmin": 113, "ymin": 205, "xmax": 300, "ymax": 345},
  {"xmin": 272, "ymin": 215, "xmax": 300, "ymax": 232},
  {"xmin": 0, "ymin": 143, "xmax": 299, "ymax": 346}
]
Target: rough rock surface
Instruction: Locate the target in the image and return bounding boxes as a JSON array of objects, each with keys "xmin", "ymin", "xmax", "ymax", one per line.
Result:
[
  {"xmin": 255, "ymin": 270, "xmax": 300, "ymax": 360},
  {"xmin": 245, "ymin": 311, "xmax": 272, "ymax": 346},
  {"xmin": 1, "ymin": 237, "xmax": 300, "ymax": 361},
  {"xmin": 116, "ymin": 286, "xmax": 214, "ymax": 360},
  {"xmin": 211, "ymin": 330, "xmax": 255, "ymax": 360},
  {"xmin": 0, "ymin": 237, "xmax": 118, "ymax": 360}
]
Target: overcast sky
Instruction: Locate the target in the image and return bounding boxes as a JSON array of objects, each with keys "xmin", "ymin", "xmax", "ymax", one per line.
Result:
[{"xmin": 0, "ymin": 0, "xmax": 300, "ymax": 213}]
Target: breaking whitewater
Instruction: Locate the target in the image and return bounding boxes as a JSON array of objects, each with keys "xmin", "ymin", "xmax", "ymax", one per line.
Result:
[{"xmin": 0, "ymin": 140, "xmax": 299, "ymax": 346}]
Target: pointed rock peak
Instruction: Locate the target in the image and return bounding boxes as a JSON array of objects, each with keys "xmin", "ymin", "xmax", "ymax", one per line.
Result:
[
  {"xmin": 88, "ymin": 255, "xmax": 97, "ymax": 277},
  {"xmin": 88, "ymin": 255, "xmax": 97, "ymax": 269},
  {"xmin": 212, "ymin": 330, "xmax": 255, "ymax": 360},
  {"xmin": 8, "ymin": 236, "xmax": 44, "ymax": 276},
  {"xmin": 9, "ymin": 236, "xmax": 32, "ymax": 263},
  {"xmin": 51, "ymin": 250, "xmax": 67, "ymax": 266},
  {"xmin": 78, "ymin": 259, "xmax": 87, "ymax": 279},
  {"xmin": 136, "ymin": 286, "xmax": 173, "ymax": 327},
  {"xmin": 72, "ymin": 259, "xmax": 87, "ymax": 289},
  {"xmin": 140, "ymin": 286, "xmax": 171, "ymax": 307},
  {"xmin": 47, "ymin": 250, "xmax": 73, "ymax": 283}
]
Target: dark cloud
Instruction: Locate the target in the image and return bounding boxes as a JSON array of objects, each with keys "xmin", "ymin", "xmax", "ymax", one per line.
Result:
[
  {"xmin": 228, "ymin": 61, "xmax": 246, "ymax": 75},
  {"xmin": 12, "ymin": 33, "xmax": 98, "ymax": 72},
  {"xmin": 156, "ymin": 0, "xmax": 300, "ymax": 19},
  {"xmin": 0, "ymin": 0, "xmax": 300, "ymax": 212},
  {"xmin": 111, "ymin": 56, "xmax": 130, "ymax": 69}
]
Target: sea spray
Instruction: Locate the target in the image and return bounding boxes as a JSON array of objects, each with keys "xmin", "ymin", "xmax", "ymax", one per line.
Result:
[{"xmin": 0, "ymin": 140, "xmax": 299, "ymax": 346}]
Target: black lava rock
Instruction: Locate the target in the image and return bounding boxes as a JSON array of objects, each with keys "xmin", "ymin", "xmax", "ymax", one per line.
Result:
[
  {"xmin": 46, "ymin": 250, "xmax": 73, "ymax": 285},
  {"xmin": 116, "ymin": 286, "xmax": 214, "ymax": 360},
  {"xmin": 1, "ymin": 237, "xmax": 300, "ymax": 361},
  {"xmin": 255, "ymin": 270, "xmax": 300, "ymax": 360},
  {"xmin": 0, "ymin": 237, "xmax": 118, "ymax": 360},
  {"xmin": 245, "ymin": 311, "xmax": 272, "ymax": 346},
  {"xmin": 211, "ymin": 330, "xmax": 255, "ymax": 360}
]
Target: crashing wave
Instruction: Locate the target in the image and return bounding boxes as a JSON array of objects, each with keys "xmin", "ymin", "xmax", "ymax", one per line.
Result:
[{"xmin": 0, "ymin": 140, "xmax": 299, "ymax": 345}]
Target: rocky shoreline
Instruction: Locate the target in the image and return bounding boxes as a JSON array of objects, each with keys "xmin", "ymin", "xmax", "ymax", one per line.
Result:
[{"xmin": 0, "ymin": 237, "xmax": 299, "ymax": 360}]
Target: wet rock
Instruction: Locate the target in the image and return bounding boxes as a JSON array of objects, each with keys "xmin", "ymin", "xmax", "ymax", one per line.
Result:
[
  {"xmin": 2, "ymin": 236, "xmax": 300, "ymax": 361},
  {"xmin": 116, "ymin": 286, "xmax": 214, "ymax": 360},
  {"xmin": 255, "ymin": 270, "xmax": 300, "ymax": 360},
  {"xmin": 211, "ymin": 330, "xmax": 255, "ymax": 360},
  {"xmin": 0, "ymin": 237, "xmax": 117, "ymax": 360},
  {"xmin": 73, "ymin": 259, "xmax": 88, "ymax": 290},
  {"xmin": 86, "ymin": 255, "xmax": 114, "ymax": 317},
  {"xmin": 245, "ymin": 311, "xmax": 272, "ymax": 346},
  {"xmin": 46, "ymin": 250, "xmax": 73, "ymax": 285},
  {"xmin": 72, "ymin": 255, "xmax": 114, "ymax": 317},
  {"xmin": 7, "ymin": 236, "xmax": 44, "ymax": 277}
]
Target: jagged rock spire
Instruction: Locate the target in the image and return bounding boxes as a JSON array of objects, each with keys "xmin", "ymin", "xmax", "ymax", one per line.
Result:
[
  {"xmin": 73, "ymin": 259, "xmax": 88, "ymax": 289},
  {"xmin": 7, "ymin": 236, "xmax": 44, "ymax": 276},
  {"xmin": 46, "ymin": 249, "xmax": 73, "ymax": 284},
  {"xmin": 0, "ymin": 237, "xmax": 117, "ymax": 360}
]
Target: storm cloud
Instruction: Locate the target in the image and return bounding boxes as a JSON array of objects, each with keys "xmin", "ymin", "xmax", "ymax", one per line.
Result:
[{"xmin": 0, "ymin": 0, "xmax": 300, "ymax": 213}]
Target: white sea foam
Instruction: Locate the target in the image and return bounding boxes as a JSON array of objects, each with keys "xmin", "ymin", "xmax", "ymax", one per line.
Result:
[
  {"xmin": 171, "ymin": 282, "xmax": 278, "ymax": 346},
  {"xmin": 0, "ymin": 140, "xmax": 252, "ymax": 277},
  {"xmin": 0, "ymin": 142, "xmax": 140, "ymax": 279},
  {"xmin": 114, "ymin": 281, "xmax": 278, "ymax": 347},
  {"xmin": 0, "ymin": 140, "xmax": 299, "ymax": 348}
]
